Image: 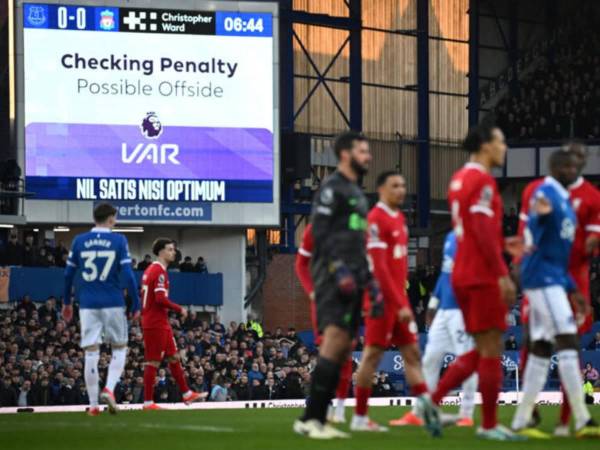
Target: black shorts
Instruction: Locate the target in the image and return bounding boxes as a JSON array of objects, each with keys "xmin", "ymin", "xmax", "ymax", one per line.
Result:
[{"xmin": 315, "ymin": 282, "xmax": 363, "ymax": 338}]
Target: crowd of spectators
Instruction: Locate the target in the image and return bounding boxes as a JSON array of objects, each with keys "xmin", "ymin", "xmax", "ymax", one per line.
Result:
[
  {"xmin": 0, "ymin": 230, "xmax": 208, "ymax": 273},
  {"xmin": 0, "ymin": 297, "xmax": 398, "ymax": 407},
  {"xmin": 494, "ymin": 5, "xmax": 600, "ymax": 142}
]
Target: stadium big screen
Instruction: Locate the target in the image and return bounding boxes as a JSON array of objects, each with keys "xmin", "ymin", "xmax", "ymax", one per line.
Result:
[{"xmin": 16, "ymin": 0, "xmax": 279, "ymax": 225}]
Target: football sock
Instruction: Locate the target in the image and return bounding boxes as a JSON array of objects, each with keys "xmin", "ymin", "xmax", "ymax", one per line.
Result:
[
  {"xmin": 335, "ymin": 358, "xmax": 353, "ymax": 399},
  {"xmin": 302, "ymin": 357, "xmax": 340, "ymax": 424},
  {"xmin": 557, "ymin": 350, "xmax": 590, "ymax": 430},
  {"xmin": 105, "ymin": 347, "xmax": 127, "ymax": 393},
  {"xmin": 459, "ymin": 374, "xmax": 478, "ymax": 419},
  {"xmin": 335, "ymin": 398, "xmax": 346, "ymax": 420},
  {"xmin": 432, "ymin": 349, "xmax": 479, "ymax": 404},
  {"xmin": 84, "ymin": 350, "xmax": 100, "ymax": 408},
  {"xmin": 411, "ymin": 382, "xmax": 428, "ymax": 397},
  {"xmin": 354, "ymin": 386, "xmax": 371, "ymax": 417},
  {"xmin": 559, "ymin": 384, "xmax": 571, "ymax": 426},
  {"xmin": 478, "ymin": 356, "xmax": 502, "ymax": 430},
  {"xmin": 168, "ymin": 361, "xmax": 190, "ymax": 394},
  {"xmin": 144, "ymin": 364, "xmax": 158, "ymax": 403},
  {"xmin": 511, "ymin": 354, "xmax": 549, "ymax": 430}
]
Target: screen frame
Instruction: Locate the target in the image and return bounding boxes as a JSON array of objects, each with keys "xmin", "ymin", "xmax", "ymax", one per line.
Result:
[{"xmin": 15, "ymin": 0, "xmax": 280, "ymax": 227}]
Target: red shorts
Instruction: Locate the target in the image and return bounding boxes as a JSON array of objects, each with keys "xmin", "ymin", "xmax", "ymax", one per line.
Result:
[
  {"xmin": 143, "ymin": 327, "xmax": 178, "ymax": 361},
  {"xmin": 454, "ymin": 284, "xmax": 508, "ymax": 334},
  {"xmin": 570, "ymin": 264, "xmax": 592, "ymax": 333},
  {"xmin": 364, "ymin": 303, "xmax": 418, "ymax": 348}
]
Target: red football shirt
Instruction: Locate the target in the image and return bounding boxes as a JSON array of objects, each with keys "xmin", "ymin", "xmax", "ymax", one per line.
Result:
[
  {"xmin": 295, "ymin": 224, "xmax": 314, "ymax": 295},
  {"xmin": 366, "ymin": 202, "xmax": 409, "ymax": 308},
  {"xmin": 568, "ymin": 177, "xmax": 600, "ymax": 270},
  {"xmin": 448, "ymin": 162, "xmax": 508, "ymax": 287},
  {"xmin": 141, "ymin": 262, "xmax": 182, "ymax": 330}
]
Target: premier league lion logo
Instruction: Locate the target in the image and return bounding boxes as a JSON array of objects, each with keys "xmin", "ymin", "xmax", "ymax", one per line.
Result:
[{"xmin": 141, "ymin": 112, "xmax": 163, "ymax": 139}]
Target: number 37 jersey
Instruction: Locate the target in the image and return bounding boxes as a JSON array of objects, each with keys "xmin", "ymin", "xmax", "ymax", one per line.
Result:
[{"xmin": 67, "ymin": 228, "xmax": 133, "ymax": 309}]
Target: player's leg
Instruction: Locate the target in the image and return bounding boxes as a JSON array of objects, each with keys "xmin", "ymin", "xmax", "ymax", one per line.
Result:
[
  {"xmin": 101, "ymin": 307, "xmax": 128, "ymax": 414},
  {"xmin": 547, "ymin": 285, "xmax": 599, "ymax": 438},
  {"xmin": 330, "ymin": 356, "xmax": 353, "ymax": 423},
  {"xmin": 142, "ymin": 328, "xmax": 164, "ymax": 410},
  {"xmin": 163, "ymin": 328, "xmax": 206, "ymax": 404},
  {"xmin": 422, "ymin": 310, "xmax": 451, "ymax": 391},
  {"xmin": 351, "ymin": 343, "xmax": 387, "ymax": 431},
  {"xmin": 295, "ymin": 288, "xmax": 356, "ymax": 439},
  {"xmin": 447, "ymin": 309, "xmax": 477, "ymax": 425},
  {"xmin": 510, "ymin": 288, "xmax": 553, "ymax": 436},
  {"xmin": 80, "ymin": 308, "xmax": 103, "ymax": 415}
]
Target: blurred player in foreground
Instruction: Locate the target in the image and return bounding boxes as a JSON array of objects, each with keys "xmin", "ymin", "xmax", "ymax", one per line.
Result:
[
  {"xmin": 418, "ymin": 231, "xmax": 477, "ymax": 427},
  {"xmin": 510, "ymin": 141, "xmax": 600, "ymax": 436},
  {"xmin": 430, "ymin": 124, "xmax": 524, "ymax": 441},
  {"xmin": 141, "ymin": 238, "xmax": 206, "ymax": 410},
  {"xmin": 295, "ymin": 223, "xmax": 354, "ymax": 424},
  {"xmin": 510, "ymin": 150, "xmax": 600, "ymax": 439},
  {"xmin": 350, "ymin": 171, "xmax": 441, "ymax": 437},
  {"xmin": 63, "ymin": 203, "xmax": 140, "ymax": 415},
  {"xmin": 294, "ymin": 131, "xmax": 377, "ymax": 439}
]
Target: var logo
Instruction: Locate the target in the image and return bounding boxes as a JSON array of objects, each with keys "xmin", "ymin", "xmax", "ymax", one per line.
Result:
[
  {"xmin": 121, "ymin": 112, "xmax": 181, "ymax": 165},
  {"xmin": 121, "ymin": 143, "xmax": 180, "ymax": 165}
]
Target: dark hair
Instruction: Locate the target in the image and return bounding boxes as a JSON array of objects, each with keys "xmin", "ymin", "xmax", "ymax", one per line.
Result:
[
  {"xmin": 549, "ymin": 149, "xmax": 575, "ymax": 170},
  {"xmin": 462, "ymin": 123, "xmax": 499, "ymax": 154},
  {"xmin": 376, "ymin": 170, "xmax": 402, "ymax": 187},
  {"xmin": 333, "ymin": 131, "xmax": 367, "ymax": 159},
  {"xmin": 152, "ymin": 238, "xmax": 174, "ymax": 256},
  {"xmin": 93, "ymin": 203, "xmax": 117, "ymax": 224}
]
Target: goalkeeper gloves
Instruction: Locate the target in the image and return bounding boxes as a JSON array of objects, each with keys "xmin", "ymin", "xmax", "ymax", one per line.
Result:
[{"xmin": 330, "ymin": 261, "xmax": 357, "ymax": 296}]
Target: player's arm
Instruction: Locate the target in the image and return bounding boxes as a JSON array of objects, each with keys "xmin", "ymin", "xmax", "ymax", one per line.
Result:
[
  {"xmin": 120, "ymin": 237, "xmax": 140, "ymax": 314},
  {"xmin": 367, "ymin": 220, "xmax": 410, "ymax": 311},
  {"xmin": 295, "ymin": 251, "xmax": 314, "ymax": 298},
  {"xmin": 584, "ymin": 190, "xmax": 600, "ymax": 254},
  {"xmin": 426, "ymin": 276, "xmax": 442, "ymax": 326},
  {"xmin": 153, "ymin": 273, "xmax": 183, "ymax": 313},
  {"xmin": 468, "ymin": 182, "xmax": 514, "ymax": 303},
  {"xmin": 62, "ymin": 238, "xmax": 79, "ymax": 322}
]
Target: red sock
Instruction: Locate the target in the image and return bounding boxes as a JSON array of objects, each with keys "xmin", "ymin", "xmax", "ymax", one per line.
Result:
[
  {"xmin": 432, "ymin": 349, "xmax": 479, "ymax": 404},
  {"xmin": 354, "ymin": 386, "xmax": 371, "ymax": 416},
  {"xmin": 143, "ymin": 365, "xmax": 157, "ymax": 402},
  {"xmin": 559, "ymin": 384, "xmax": 571, "ymax": 425},
  {"xmin": 478, "ymin": 356, "xmax": 502, "ymax": 430},
  {"xmin": 335, "ymin": 358, "xmax": 353, "ymax": 399},
  {"xmin": 169, "ymin": 361, "xmax": 190, "ymax": 394},
  {"xmin": 411, "ymin": 382, "xmax": 428, "ymax": 397}
]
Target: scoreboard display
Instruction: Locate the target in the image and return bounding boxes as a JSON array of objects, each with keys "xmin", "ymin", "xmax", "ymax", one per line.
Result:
[{"xmin": 16, "ymin": 0, "xmax": 279, "ymax": 225}]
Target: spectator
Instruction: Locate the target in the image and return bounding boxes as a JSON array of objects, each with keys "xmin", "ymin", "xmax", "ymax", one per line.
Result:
[
  {"xmin": 194, "ymin": 257, "xmax": 208, "ymax": 273},
  {"xmin": 210, "ymin": 376, "xmax": 229, "ymax": 402},
  {"xmin": 584, "ymin": 380, "xmax": 595, "ymax": 404},
  {"xmin": 137, "ymin": 254, "xmax": 152, "ymax": 272},
  {"xmin": 17, "ymin": 380, "xmax": 34, "ymax": 406},
  {"xmin": 248, "ymin": 363, "xmax": 264, "ymax": 383},
  {"xmin": 587, "ymin": 332, "xmax": 600, "ymax": 351},
  {"xmin": 4, "ymin": 231, "xmax": 23, "ymax": 266},
  {"xmin": 53, "ymin": 241, "xmax": 68, "ymax": 264},
  {"xmin": 179, "ymin": 257, "xmax": 195, "ymax": 273},
  {"xmin": 505, "ymin": 334, "xmax": 518, "ymax": 351},
  {"xmin": 17, "ymin": 295, "xmax": 36, "ymax": 319},
  {"xmin": 582, "ymin": 362, "xmax": 599, "ymax": 387},
  {"xmin": 372, "ymin": 372, "xmax": 396, "ymax": 397},
  {"xmin": 232, "ymin": 374, "xmax": 250, "ymax": 400},
  {"xmin": 250, "ymin": 379, "xmax": 267, "ymax": 400},
  {"xmin": 22, "ymin": 235, "xmax": 38, "ymax": 267},
  {"xmin": 264, "ymin": 377, "xmax": 278, "ymax": 400}
]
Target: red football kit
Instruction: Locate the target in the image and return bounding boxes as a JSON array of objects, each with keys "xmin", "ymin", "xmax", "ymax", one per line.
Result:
[
  {"xmin": 448, "ymin": 162, "xmax": 509, "ymax": 334},
  {"xmin": 364, "ymin": 202, "xmax": 416, "ymax": 348},
  {"xmin": 141, "ymin": 261, "xmax": 183, "ymax": 361},
  {"xmin": 518, "ymin": 176, "xmax": 600, "ymax": 332}
]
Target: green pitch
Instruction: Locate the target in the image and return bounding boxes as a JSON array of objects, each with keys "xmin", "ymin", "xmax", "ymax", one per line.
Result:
[{"xmin": 2, "ymin": 406, "xmax": 599, "ymax": 450}]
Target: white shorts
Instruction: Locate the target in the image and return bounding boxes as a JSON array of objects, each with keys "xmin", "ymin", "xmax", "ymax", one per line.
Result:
[
  {"xmin": 80, "ymin": 307, "xmax": 128, "ymax": 348},
  {"xmin": 524, "ymin": 285, "xmax": 577, "ymax": 343},
  {"xmin": 427, "ymin": 308, "xmax": 474, "ymax": 356}
]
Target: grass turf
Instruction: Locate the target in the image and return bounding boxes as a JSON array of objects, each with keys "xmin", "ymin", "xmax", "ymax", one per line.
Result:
[{"xmin": 1, "ymin": 405, "xmax": 599, "ymax": 450}]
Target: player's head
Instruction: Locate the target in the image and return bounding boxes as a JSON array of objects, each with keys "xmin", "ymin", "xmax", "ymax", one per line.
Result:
[
  {"xmin": 93, "ymin": 203, "xmax": 117, "ymax": 228},
  {"xmin": 562, "ymin": 140, "xmax": 587, "ymax": 175},
  {"xmin": 463, "ymin": 123, "xmax": 506, "ymax": 168},
  {"xmin": 333, "ymin": 131, "xmax": 370, "ymax": 176},
  {"xmin": 152, "ymin": 238, "xmax": 176, "ymax": 263},
  {"xmin": 549, "ymin": 149, "xmax": 578, "ymax": 187},
  {"xmin": 376, "ymin": 170, "xmax": 406, "ymax": 208}
]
